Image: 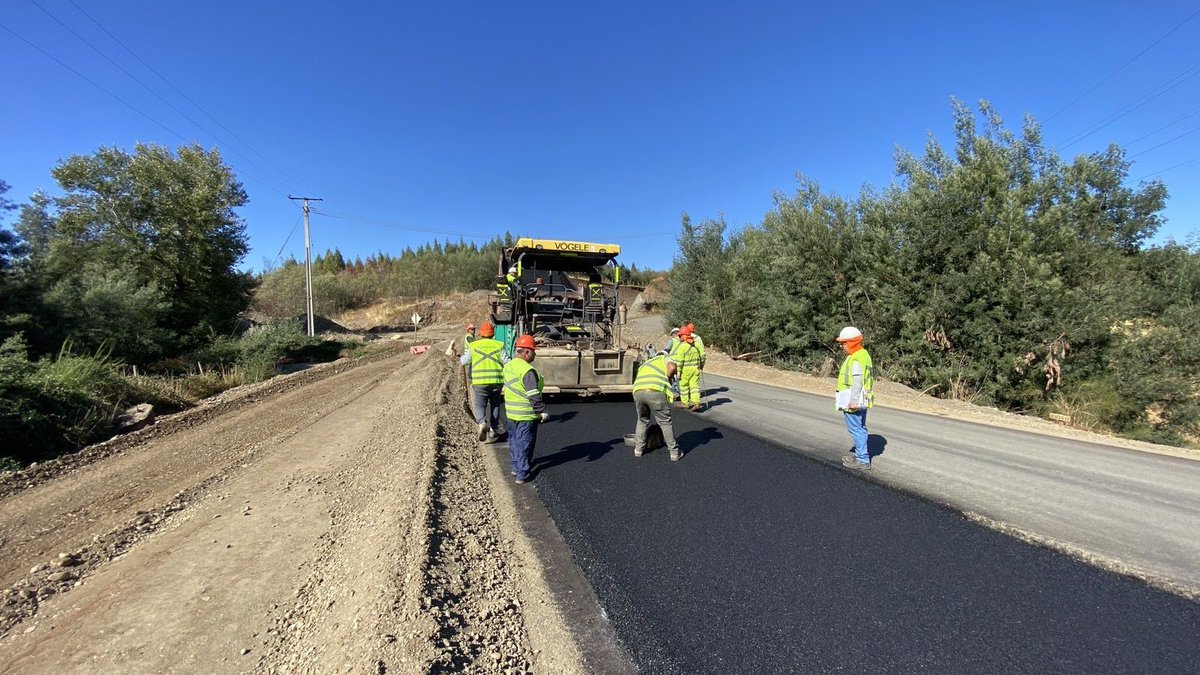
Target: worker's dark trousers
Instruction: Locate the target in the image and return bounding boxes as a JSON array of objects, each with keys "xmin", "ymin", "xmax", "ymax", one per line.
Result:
[
  {"xmin": 506, "ymin": 419, "xmax": 538, "ymax": 481},
  {"xmin": 472, "ymin": 384, "xmax": 504, "ymax": 430}
]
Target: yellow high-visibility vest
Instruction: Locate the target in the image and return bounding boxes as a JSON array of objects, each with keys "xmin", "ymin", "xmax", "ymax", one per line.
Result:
[
  {"xmin": 469, "ymin": 338, "xmax": 505, "ymax": 386},
  {"xmin": 836, "ymin": 349, "xmax": 875, "ymax": 408},
  {"xmin": 633, "ymin": 354, "xmax": 672, "ymax": 396},
  {"xmin": 503, "ymin": 358, "xmax": 544, "ymax": 422}
]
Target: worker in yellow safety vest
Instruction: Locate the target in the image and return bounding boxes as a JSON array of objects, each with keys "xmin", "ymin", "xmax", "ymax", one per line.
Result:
[
  {"xmin": 664, "ymin": 327, "xmax": 682, "ymax": 401},
  {"xmin": 672, "ymin": 327, "xmax": 704, "ymax": 411},
  {"xmin": 684, "ymin": 322, "xmax": 706, "ymax": 369},
  {"xmin": 496, "ymin": 266, "xmax": 520, "ymax": 304},
  {"xmin": 502, "ymin": 335, "xmax": 548, "ymax": 484},
  {"xmin": 464, "ymin": 323, "xmax": 476, "ymax": 346},
  {"xmin": 835, "ymin": 326, "xmax": 875, "ymax": 470},
  {"xmin": 460, "ymin": 323, "xmax": 507, "ymax": 441},
  {"xmin": 631, "ymin": 350, "xmax": 682, "ymax": 460}
]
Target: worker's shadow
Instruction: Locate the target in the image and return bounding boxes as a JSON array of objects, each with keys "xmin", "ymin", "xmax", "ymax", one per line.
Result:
[
  {"xmin": 534, "ymin": 437, "xmax": 623, "ymax": 472},
  {"xmin": 678, "ymin": 427, "xmax": 723, "ymax": 453},
  {"xmin": 545, "ymin": 410, "xmax": 579, "ymax": 424},
  {"xmin": 868, "ymin": 434, "xmax": 888, "ymax": 458},
  {"xmin": 702, "ymin": 385, "xmax": 730, "ymax": 396},
  {"xmin": 702, "ymin": 397, "xmax": 732, "ymax": 409}
]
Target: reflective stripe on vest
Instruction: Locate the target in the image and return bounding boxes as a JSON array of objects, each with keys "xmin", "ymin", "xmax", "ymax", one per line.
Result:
[
  {"xmin": 469, "ymin": 338, "xmax": 505, "ymax": 385},
  {"xmin": 633, "ymin": 354, "xmax": 671, "ymax": 395},
  {"xmin": 672, "ymin": 341, "xmax": 701, "ymax": 367},
  {"xmin": 503, "ymin": 358, "xmax": 544, "ymax": 421},
  {"xmin": 836, "ymin": 349, "xmax": 875, "ymax": 408}
]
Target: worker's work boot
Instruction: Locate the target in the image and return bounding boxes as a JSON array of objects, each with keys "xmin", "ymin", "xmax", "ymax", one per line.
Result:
[
  {"xmin": 477, "ymin": 421, "xmax": 488, "ymax": 441},
  {"xmin": 841, "ymin": 456, "xmax": 871, "ymax": 471},
  {"xmin": 670, "ymin": 450, "xmax": 682, "ymax": 461},
  {"xmin": 689, "ymin": 403, "xmax": 702, "ymax": 412},
  {"xmin": 634, "ymin": 447, "xmax": 644, "ymax": 457}
]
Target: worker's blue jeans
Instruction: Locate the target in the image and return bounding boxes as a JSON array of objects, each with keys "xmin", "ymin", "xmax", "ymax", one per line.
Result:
[
  {"xmin": 843, "ymin": 409, "xmax": 870, "ymax": 464},
  {"xmin": 472, "ymin": 384, "xmax": 503, "ymax": 430},
  {"xmin": 507, "ymin": 419, "xmax": 538, "ymax": 481}
]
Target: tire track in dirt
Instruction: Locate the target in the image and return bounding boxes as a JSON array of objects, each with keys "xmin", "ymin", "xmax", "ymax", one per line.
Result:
[{"xmin": 0, "ymin": 352, "xmax": 412, "ymax": 637}]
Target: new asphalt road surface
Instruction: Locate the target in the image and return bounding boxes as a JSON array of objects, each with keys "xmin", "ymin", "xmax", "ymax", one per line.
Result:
[
  {"xmin": 526, "ymin": 400, "xmax": 1200, "ymax": 674},
  {"xmin": 696, "ymin": 373, "xmax": 1200, "ymax": 595}
]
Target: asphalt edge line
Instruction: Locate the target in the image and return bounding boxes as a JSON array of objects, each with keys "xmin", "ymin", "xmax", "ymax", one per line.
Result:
[
  {"xmin": 701, "ymin": 370, "xmax": 1199, "ymax": 462},
  {"xmin": 480, "ymin": 439, "xmax": 637, "ymax": 675}
]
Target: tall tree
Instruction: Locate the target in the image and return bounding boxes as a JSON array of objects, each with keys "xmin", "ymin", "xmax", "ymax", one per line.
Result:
[{"xmin": 49, "ymin": 144, "xmax": 254, "ymax": 353}]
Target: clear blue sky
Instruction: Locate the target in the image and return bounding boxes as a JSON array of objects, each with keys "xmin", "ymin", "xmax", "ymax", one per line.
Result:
[{"xmin": 3, "ymin": 1, "xmax": 1199, "ymax": 273}]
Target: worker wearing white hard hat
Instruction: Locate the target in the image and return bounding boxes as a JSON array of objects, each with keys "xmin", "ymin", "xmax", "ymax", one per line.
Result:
[
  {"xmin": 835, "ymin": 326, "xmax": 875, "ymax": 470},
  {"xmin": 664, "ymin": 327, "xmax": 683, "ymax": 401}
]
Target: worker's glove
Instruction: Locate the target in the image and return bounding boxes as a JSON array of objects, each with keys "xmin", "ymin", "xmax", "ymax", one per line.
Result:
[{"xmin": 539, "ymin": 412, "xmax": 550, "ymax": 423}]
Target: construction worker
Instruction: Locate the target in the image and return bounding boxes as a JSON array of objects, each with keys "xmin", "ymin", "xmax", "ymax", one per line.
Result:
[
  {"xmin": 672, "ymin": 327, "xmax": 703, "ymax": 411},
  {"xmin": 664, "ymin": 327, "xmax": 682, "ymax": 401},
  {"xmin": 503, "ymin": 334, "xmax": 548, "ymax": 484},
  {"xmin": 464, "ymin": 323, "xmax": 476, "ymax": 346},
  {"xmin": 496, "ymin": 266, "xmax": 520, "ymax": 306},
  {"xmin": 460, "ymin": 322, "xmax": 506, "ymax": 441},
  {"xmin": 835, "ymin": 326, "xmax": 875, "ymax": 470},
  {"xmin": 685, "ymin": 322, "xmax": 707, "ymax": 369},
  {"xmin": 632, "ymin": 349, "xmax": 682, "ymax": 460}
]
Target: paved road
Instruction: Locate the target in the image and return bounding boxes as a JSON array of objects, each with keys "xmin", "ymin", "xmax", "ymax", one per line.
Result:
[
  {"xmin": 528, "ymin": 401, "xmax": 1200, "ymax": 674},
  {"xmin": 696, "ymin": 373, "xmax": 1200, "ymax": 594}
]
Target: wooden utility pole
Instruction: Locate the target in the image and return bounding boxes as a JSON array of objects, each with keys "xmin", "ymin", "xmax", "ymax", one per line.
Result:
[{"xmin": 288, "ymin": 196, "xmax": 323, "ymax": 336}]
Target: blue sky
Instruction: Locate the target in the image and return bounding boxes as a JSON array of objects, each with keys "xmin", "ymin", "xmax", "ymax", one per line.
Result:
[{"xmin": 3, "ymin": 1, "xmax": 1199, "ymax": 273}]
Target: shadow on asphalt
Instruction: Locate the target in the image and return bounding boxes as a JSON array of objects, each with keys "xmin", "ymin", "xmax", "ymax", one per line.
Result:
[
  {"xmin": 547, "ymin": 410, "xmax": 579, "ymax": 424},
  {"xmin": 868, "ymin": 434, "xmax": 887, "ymax": 458},
  {"xmin": 535, "ymin": 436, "xmax": 624, "ymax": 472},
  {"xmin": 678, "ymin": 426, "xmax": 723, "ymax": 453},
  {"xmin": 702, "ymin": 397, "xmax": 733, "ymax": 409},
  {"xmin": 702, "ymin": 385, "xmax": 730, "ymax": 396}
]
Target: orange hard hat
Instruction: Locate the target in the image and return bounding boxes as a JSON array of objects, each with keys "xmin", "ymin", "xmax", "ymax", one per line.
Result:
[
  {"xmin": 679, "ymin": 326, "xmax": 693, "ymax": 336},
  {"xmin": 685, "ymin": 322, "xmax": 696, "ymax": 331},
  {"xmin": 479, "ymin": 322, "xmax": 494, "ymax": 337},
  {"xmin": 515, "ymin": 334, "xmax": 537, "ymax": 351}
]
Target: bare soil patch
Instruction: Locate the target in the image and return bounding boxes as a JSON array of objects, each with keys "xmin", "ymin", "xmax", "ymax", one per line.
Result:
[{"xmin": 0, "ymin": 349, "xmax": 579, "ymax": 673}]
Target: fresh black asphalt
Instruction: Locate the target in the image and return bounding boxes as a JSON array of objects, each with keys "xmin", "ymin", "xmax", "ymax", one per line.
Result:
[{"xmin": 526, "ymin": 400, "xmax": 1200, "ymax": 674}]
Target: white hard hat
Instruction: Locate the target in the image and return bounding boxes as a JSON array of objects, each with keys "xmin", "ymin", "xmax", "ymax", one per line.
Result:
[
  {"xmin": 837, "ymin": 326, "xmax": 863, "ymax": 342},
  {"xmin": 508, "ymin": 266, "xmax": 517, "ymax": 274},
  {"xmin": 670, "ymin": 327, "xmax": 680, "ymax": 335}
]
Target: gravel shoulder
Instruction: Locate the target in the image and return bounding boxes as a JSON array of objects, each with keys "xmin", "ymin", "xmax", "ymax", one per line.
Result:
[{"xmin": 0, "ymin": 348, "xmax": 581, "ymax": 673}]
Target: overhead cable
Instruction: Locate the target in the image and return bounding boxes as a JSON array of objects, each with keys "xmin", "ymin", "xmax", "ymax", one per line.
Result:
[{"xmin": 1044, "ymin": 8, "xmax": 1200, "ymax": 123}]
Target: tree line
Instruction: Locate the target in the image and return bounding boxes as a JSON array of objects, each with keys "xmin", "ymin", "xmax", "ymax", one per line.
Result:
[
  {"xmin": 668, "ymin": 100, "xmax": 1199, "ymax": 446},
  {"xmin": 253, "ymin": 239, "xmax": 663, "ymax": 319}
]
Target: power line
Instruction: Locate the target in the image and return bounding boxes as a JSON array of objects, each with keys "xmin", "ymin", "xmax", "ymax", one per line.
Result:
[
  {"xmin": 271, "ymin": 213, "xmax": 304, "ymax": 265},
  {"xmin": 1057, "ymin": 61, "xmax": 1200, "ymax": 151},
  {"xmin": 26, "ymin": 0, "xmax": 297, "ymax": 198},
  {"xmin": 1123, "ymin": 107, "xmax": 1200, "ymax": 146},
  {"xmin": 0, "ymin": 20, "xmax": 188, "ymax": 140},
  {"xmin": 1044, "ymin": 8, "xmax": 1200, "ymax": 123},
  {"xmin": 1129, "ymin": 124, "xmax": 1200, "ymax": 158},
  {"xmin": 63, "ymin": 0, "xmax": 314, "ymax": 195},
  {"xmin": 1135, "ymin": 154, "xmax": 1200, "ymax": 181}
]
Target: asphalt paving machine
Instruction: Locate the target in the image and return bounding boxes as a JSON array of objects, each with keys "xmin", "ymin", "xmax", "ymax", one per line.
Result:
[{"xmin": 491, "ymin": 238, "xmax": 641, "ymax": 395}]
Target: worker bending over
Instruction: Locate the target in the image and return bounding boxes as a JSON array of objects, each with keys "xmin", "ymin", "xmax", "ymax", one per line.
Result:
[{"xmin": 632, "ymin": 349, "xmax": 682, "ymax": 461}]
